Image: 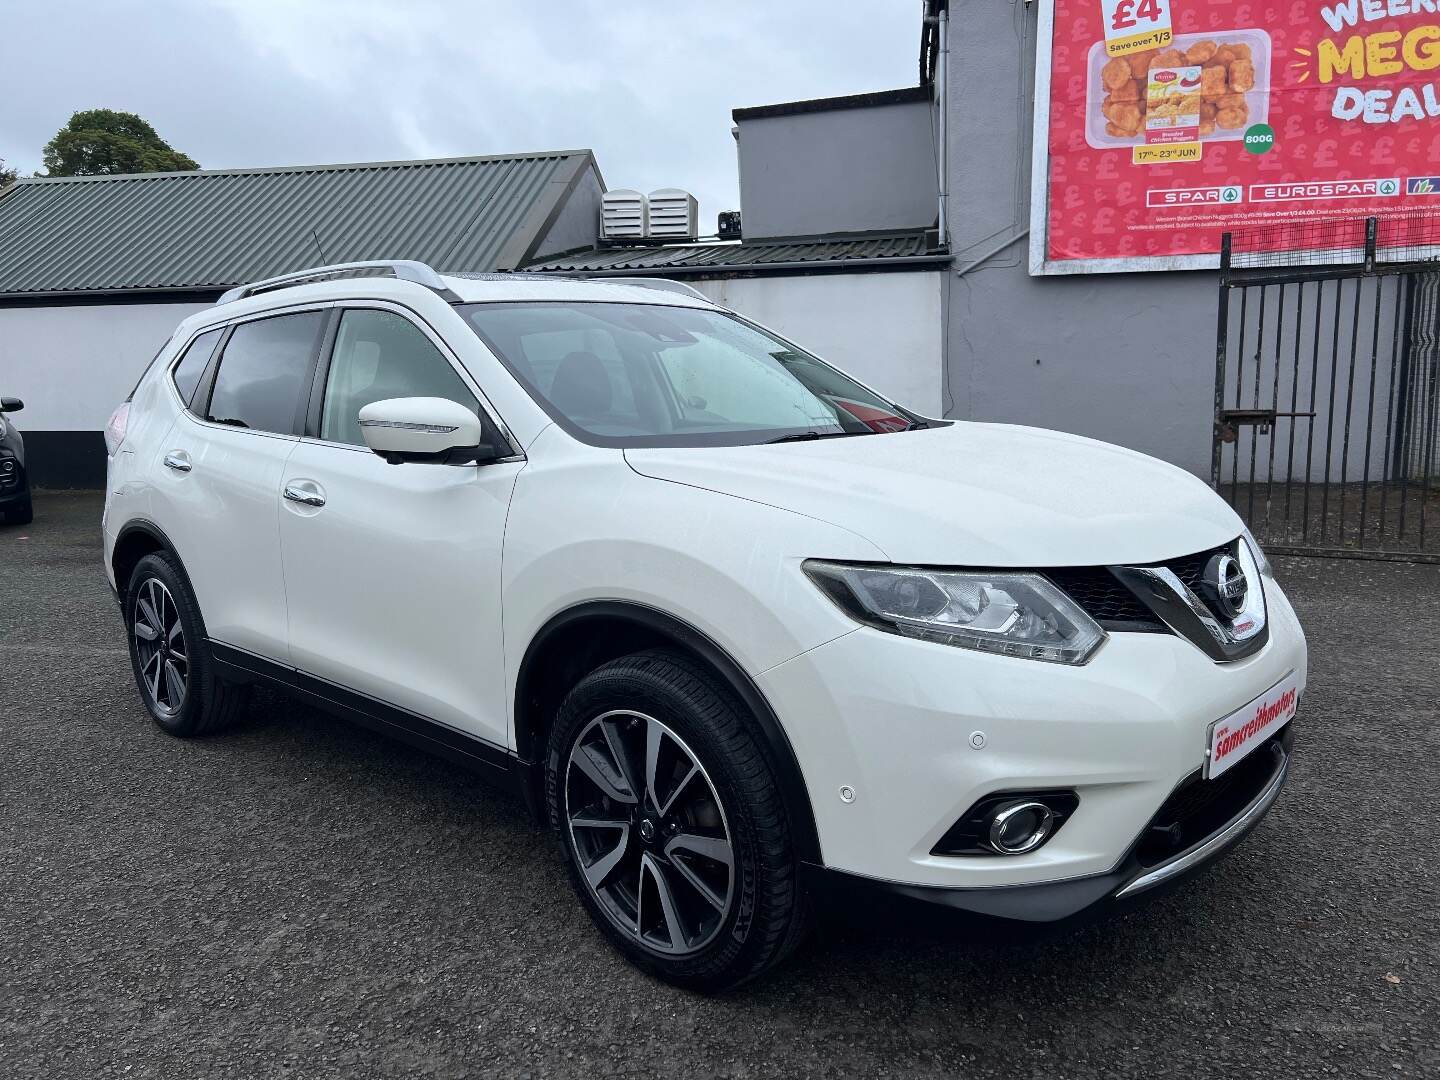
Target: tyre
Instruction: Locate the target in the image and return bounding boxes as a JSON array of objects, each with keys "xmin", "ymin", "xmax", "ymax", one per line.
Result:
[
  {"xmin": 546, "ymin": 648, "xmax": 809, "ymax": 991},
  {"xmin": 4, "ymin": 494, "xmax": 31, "ymax": 525},
  {"xmin": 124, "ymin": 552, "xmax": 250, "ymax": 737}
]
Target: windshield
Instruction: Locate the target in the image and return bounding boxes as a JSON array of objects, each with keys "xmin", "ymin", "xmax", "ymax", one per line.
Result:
[{"xmin": 461, "ymin": 301, "xmax": 919, "ymax": 447}]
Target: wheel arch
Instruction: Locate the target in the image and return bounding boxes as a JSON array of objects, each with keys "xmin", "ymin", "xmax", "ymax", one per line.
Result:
[
  {"xmin": 111, "ymin": 518, "xmax": 193, "ymax": 603},
  {"xmin": 514, "ymin": 600, "xmax": 822, "ymax": 865}
]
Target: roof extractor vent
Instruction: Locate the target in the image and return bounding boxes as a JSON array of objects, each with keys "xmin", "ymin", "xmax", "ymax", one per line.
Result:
[
  {"xmin": 647, "ymin": 188, "xmax": 699, "ymax": 240},
  {"xmin": 601, "ymin": 189, "xmax": 648, "ymax": 240}
]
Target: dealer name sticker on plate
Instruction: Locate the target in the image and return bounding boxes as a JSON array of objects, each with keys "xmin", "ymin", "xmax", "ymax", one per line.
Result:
[
  {"xmin": 1206, "ymin": 672, "xmax": 1299, "ymax": 779},
  {"xmin": 1101, "ymin": 0, "xmax": 1173, "ymax": 56}
]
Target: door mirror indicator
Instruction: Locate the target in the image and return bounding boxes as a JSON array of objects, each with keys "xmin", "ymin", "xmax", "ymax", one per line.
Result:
[
  {"xmin": 0, "ymin": 397, "xmax": 23, "ymax": 413},
  {"xmin": 357, "ymin": 397, "xmax": 488, "ymax": 465}
]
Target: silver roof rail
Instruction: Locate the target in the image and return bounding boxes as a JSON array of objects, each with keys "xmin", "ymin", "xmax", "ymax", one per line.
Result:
[
  {"xmin": 216, "ymin": 260, "xmax": 460, "ymax": 305},
  {"xmin": 601, "ymin": 277, "xmax": 712, "ymax": 302},
  {"xmin": 482, "ymin": 271, "xmax": 712, "ymax": 302}
]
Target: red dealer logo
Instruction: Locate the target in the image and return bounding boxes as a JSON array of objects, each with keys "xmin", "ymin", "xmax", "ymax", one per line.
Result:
[
  {"xmin": 1146, "ymin": 185, "xmax": 1244, "ymax": 207},
  {"xmin": 1212, "ymin": 687, "xmax": 1297, "ymax": 766},
  {"xmin": 1249, "ymin": 179, "xmax": 1401, "ymax": 203}
]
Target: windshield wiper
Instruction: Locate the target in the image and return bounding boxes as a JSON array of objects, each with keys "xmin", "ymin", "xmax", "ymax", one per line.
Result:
[{"xmin": 765, "ymin": 430, "xmax": 871, "ymax": 444}]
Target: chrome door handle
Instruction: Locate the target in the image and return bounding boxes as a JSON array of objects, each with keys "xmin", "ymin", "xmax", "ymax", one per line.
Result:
[
  {"xmin": 283, "ymin": 481, "xmax": 326, "ymax": 508},
  {"xmin": 163, "ymin": 451, "xmax": 192, "ymax": 473}
]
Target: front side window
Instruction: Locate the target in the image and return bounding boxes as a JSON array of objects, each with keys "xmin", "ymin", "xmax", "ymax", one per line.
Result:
[
  {"xmin": 320, "ymin": 309, "xmax": 481, "ymax": 447},
  {"xmin": 206, "ymin": 312, "xmax": 325, "ymax": 434},
  {"xmin": 171, "ymin": 327, "xmax": 223, "ymax": 408},
  {"xmin": 462, "ymin": 302, "xmax": 917, "ymax": 447}
]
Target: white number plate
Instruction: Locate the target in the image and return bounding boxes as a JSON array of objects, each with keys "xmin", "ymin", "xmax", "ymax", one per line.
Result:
[{"xmin": 1205, "ymin": 671, "xmax": 1298, "ymax": 779}]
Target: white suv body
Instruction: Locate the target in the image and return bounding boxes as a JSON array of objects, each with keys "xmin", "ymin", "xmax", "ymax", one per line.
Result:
[{"xmin": 104, "ymin": 262, "xmax": 1306, "ymax": 989}]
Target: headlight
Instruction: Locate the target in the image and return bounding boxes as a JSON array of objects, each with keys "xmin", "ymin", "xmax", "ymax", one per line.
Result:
[
  {"xmin": 803, "ymin": 561, "xmax": 1106, "ymax": 665},
  {"xmin": 1240, "ymin": 525, "xmax": 1273, "ymax": 577}
]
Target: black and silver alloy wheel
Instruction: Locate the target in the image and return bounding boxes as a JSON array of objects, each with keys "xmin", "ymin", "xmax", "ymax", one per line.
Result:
[
  {"xmin": 124, "ymin": 551, "xmax": 249, "ymax": 737},
  {"xmin": 565, "ymin": 710, "xmax": 735, "ymax": 956},
  {"xmin": 132, "ymin": 577, "xmax": 188, "ymax": 717},
  {"xmin": 548, "ymin": 649, "xmax": 809, "ymax": 990}
]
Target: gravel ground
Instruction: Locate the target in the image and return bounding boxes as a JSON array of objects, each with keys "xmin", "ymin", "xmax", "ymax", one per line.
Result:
[{"xmin": 2, "ymin": 492, "xmax": 1435, "ymax": 1079}]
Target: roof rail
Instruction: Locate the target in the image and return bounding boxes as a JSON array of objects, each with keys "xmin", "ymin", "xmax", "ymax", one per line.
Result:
[
  {"xmin": 216, "ymin": 260, "xmax": 460, "ymax": 305},
  {"xmin": 603, "ymin": 277, "xmax": 712, "ymax": 302}
]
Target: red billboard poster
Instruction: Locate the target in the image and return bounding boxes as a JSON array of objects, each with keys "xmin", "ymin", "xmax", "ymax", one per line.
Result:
[{"xmin": 1029, "ymin": 0, "xmax": 1440, "ymax": 273}]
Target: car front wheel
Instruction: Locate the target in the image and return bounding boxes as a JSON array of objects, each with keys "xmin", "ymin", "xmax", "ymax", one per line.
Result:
[{"xmin": 545, "ymin": 649, "xmax": 809, "ymax": 991}]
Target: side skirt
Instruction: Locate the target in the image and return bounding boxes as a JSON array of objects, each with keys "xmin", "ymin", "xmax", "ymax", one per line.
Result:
[{"xmin": 207, "ymin": 639, "xmax": 534, "ymax": 801}]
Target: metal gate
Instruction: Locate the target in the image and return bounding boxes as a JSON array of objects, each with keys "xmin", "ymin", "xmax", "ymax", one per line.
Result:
[{"xmin": 1214, "ymin": 215, "xmax": 1440, "ymax": 563}]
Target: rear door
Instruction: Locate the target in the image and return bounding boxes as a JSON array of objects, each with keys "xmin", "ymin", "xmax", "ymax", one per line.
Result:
[
  {"xmin": 277, "ymin": 302, "xmax": 523, "ymax": 748},
  {"xmin": 152, "ymin": 307, "xmax": 329, "ymax": 663}
]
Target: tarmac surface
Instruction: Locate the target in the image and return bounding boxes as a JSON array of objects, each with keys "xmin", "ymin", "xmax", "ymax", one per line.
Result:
[{"xmin": 2, "ymin": 492, "xmax": 1435, "ymax": 1078}]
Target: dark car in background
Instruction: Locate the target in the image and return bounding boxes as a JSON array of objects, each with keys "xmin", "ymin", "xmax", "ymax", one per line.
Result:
[{"xmin": 0, "ymin": 397, "xmax": 32, "ymax": 525}]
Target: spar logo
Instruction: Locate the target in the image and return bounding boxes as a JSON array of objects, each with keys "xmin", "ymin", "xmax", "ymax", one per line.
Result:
[
  {"xmin": 1146, "ymin": 185, "xmax": 1243, "ymax": 207},
  {"xmin": 1249, "ymin": 178, "xmax": 1400, "ymax": 203},
  {"xmin": 1408, "ymin": 177, "xmax": 1440, "ymax": 196}
]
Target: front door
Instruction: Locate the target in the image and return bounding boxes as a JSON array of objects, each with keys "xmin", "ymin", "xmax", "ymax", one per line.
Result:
[{"xmin": 277, "ymin": 304, "xmax": 522, "ymax": 748}]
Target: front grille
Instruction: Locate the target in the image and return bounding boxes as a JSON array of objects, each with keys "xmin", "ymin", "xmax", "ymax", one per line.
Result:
[
  {"xmin": 1046, "ymin": 540, "xmax": 1237, "ymax": 633},
  {"xmin": 1044, "ymin": 567, "xmax": 1162, "ymax": 630},
  {"xmin": 1134, "ymin": 726, "xmax": 1290, "ymax": 866},
  {"xmin": 1166, "ymin": 544, "xmax": 1229, "ymax": 598}
]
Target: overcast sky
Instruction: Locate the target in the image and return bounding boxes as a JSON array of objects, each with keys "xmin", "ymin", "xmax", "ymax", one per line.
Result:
[{"xmin": 1, "ymin": 0, "xmax": 920, "ymax": 227}]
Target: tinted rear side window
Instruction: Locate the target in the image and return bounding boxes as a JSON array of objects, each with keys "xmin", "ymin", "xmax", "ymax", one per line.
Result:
[
  {"xmin": 206, "ymin": 312, "xmax": 325, "ymax": 434},
  {"xmin": 171, "ymin": 328, "xmax": 223, "ymax": 408}
]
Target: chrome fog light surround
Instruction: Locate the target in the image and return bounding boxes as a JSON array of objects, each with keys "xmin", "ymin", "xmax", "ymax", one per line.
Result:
[{"xmin": 987, "ymin": 800, "xmax": 1056, "ymax": 855}]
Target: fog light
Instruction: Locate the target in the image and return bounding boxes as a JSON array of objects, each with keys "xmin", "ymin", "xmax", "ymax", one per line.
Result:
[{"xmin": 987, "ymin": 800, "xmax": 1055, "ymax": 855}]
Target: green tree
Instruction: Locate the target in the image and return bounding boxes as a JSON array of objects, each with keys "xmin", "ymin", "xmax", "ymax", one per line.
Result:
[
  {"xmin": 0, "ymin": 158, "xmax": 15, "ymax": 186},
  {"xmin": 42, "ymin": 109, "xmax": 198, "ymax": 177}
]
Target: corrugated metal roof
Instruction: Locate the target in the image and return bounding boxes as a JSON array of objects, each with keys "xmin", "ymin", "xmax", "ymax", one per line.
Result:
[
  {"xmin": 0, "ymin": 152, "xmax": 594, "ymax": 298},
  {"xmin": 525, "ymin": 231, "xmax": 943, "ymax": 274}
]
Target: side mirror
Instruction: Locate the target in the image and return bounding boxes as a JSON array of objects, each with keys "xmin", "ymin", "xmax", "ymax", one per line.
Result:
[
  {"xmin": 358, "ymin": 397, "xmax": 496, "ymax": 465},
  {"xmin": 0, "ymin": 397, "xmax": 22, "ymax": 413}
]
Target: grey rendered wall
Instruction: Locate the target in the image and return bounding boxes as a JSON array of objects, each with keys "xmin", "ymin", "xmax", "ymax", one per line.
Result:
[
  {"xmin": 531, "ymin": 165, "xmax": 605, "ymax": 260},
  {"xmin": 942, "ymin": 1, "xmax": 1221, "ymax": 478},
  {"xmin": 736, "ymin": 99, "xmax": 937, "ymax": 239}
]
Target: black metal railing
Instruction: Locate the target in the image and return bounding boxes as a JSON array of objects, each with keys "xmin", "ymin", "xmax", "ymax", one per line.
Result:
[{"xmin": 1214, "ymin": 214, "xmax": 1440, "ymax": 562}]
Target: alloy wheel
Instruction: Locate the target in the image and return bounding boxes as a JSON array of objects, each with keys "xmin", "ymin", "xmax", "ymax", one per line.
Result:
[
  {"xmin": 132, "ymin": 578, "xmax": 188, "ymax": 717},
  {"xmin": 565, "ymin": 710, "xmax": 735, "ymax": 956}
]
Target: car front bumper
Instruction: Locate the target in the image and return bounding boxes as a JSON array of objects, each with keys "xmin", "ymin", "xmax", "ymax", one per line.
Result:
[
  {"xmin": 756, "ymin": 574, "xmax": 1307, "ymax": 906},
  {"xmin": 0, "ymin": 454, "xmax": 27, "ymax": 504},
  {"xmin": 806, "ymin": 725, "xmax": 1291, "ymax": 922}
]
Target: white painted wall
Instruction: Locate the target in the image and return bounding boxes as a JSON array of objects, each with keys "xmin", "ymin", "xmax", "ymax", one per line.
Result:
[
  {"xmin": 0, "ymin": 276, "xmax": 945, "ymax": 435},
  {"xmin": 0, "ymin": 302, "xmax": 207, "ymax": 430},
  {"xmin": 693, "ymin": 271, "xmax": 944, "ymax": 416}
]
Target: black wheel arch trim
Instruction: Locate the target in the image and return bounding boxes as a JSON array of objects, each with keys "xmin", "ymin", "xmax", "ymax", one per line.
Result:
[
  {"xmin": 515, "ymin": 599, "xmax": 823, "ymax": 865},
  {"xmin": 110, "ymin": 517, "xmax": 198, "ymax": 607}
]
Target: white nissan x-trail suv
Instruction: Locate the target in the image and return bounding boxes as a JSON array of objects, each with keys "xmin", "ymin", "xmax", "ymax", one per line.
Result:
[{"xmin": 104, "ymin": 261, "xmax": 1306, "ymax": 990}]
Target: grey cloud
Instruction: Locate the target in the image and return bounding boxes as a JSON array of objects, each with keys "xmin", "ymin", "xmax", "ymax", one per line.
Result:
[{"xmin": 0, "ymin": 0, "xmax": 919, "ymax": 228}]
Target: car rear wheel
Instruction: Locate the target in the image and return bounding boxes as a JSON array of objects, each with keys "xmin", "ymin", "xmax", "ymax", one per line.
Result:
[
  {"xmin": 125, "ymin": 552, "xmax": 250, "ymax": 737},
  {"xmin": 546, "ymin": 649, "xmax": 809, "ymax": 991}
]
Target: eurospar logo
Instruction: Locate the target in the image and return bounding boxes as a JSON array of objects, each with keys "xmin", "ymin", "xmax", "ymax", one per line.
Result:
[
  {"xmin": 1408, "ymin": 177, "xmax": 1440, "ymax": 196},
  {"xmin": 1249, "ymin": 178, "xmax": 1400, "ymax": 203},
  {"xmin": 1146, "ymin": 185, "xmax": 1243, "ymax": 208}
]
